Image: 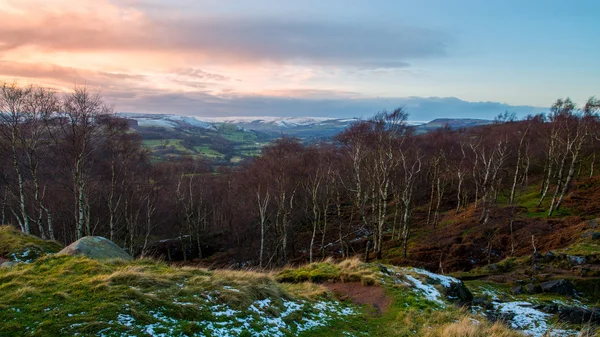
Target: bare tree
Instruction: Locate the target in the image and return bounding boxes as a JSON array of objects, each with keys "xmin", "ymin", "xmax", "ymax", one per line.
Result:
[{"xmin": 51, "ymin": 86, "xmax": 111, "ymax": 239}]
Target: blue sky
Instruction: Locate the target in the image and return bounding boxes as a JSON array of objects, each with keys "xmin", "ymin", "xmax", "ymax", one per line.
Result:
[{"xmin": 0, "ymin": 0, "xmax": 598, "ymax": 119}]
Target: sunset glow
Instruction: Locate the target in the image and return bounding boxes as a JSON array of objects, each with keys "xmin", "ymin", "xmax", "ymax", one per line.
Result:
[{"xmin": 1, "ymin": 0, "xmax": 598, "ymax": 118}]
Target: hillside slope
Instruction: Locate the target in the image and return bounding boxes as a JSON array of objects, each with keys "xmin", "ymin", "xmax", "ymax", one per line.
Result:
[{"xmin": 0, "ymin": 228, "xmax": 597, "ymax": 337}]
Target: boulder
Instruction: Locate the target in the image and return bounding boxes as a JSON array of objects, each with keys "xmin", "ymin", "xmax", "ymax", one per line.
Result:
[
  {"xmin": 524, "ymin": 283, "xmax": 541, "ymax": 294},
  {"xmin": 440, "ymin": 279, "xmax": 473, "ymax": 306},
  {"xmin": 591, "ymin": 232, "xmax": 600, "ymax": 240},
  {"xmin": 540, "ymin": 279, "xmax": 576, "ymax": 296},
  {"xmin": 58, "ymin": 236, "xmax": 132, "ymax": 261},
  {"xmin": 544, "ymin": 251, "xmax": 556, "ymax": 262},
  {"xmin": 558, "ymin": 306, "xmax": 600, "ymax": 324}
]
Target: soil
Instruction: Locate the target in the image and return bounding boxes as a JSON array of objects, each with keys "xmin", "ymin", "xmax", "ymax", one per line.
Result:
[{"xmin": 324, "ymin": 282, "xmax": 391, "ymax": 314}]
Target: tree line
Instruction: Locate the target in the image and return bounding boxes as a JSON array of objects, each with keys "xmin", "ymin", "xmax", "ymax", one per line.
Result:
[{"xmin": 1, "ymin": 81, "xmax": 598, "ymax": 268}]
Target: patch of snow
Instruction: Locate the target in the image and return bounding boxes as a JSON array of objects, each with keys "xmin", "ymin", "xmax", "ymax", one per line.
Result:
[
  {"xmin": 493, "ymin": 301, "xmax": 577, "ymax": 337},
  {"xmin": 412, "ymin": 268, "xmax": 460, "ymax": 288},
  {"xmin": 116, "ymin": 313, "xmax": 136, "ymax": 328},
  {"xmin": 405, "ymin": 274, "xmax": 445, "ymax": 305},
  {"xmin": 223, "ymin": 285, "xmax": 240, "ymax": 292}
]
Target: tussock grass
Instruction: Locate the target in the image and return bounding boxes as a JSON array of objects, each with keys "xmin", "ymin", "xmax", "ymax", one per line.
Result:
[
  {"xmin": 276, "ymin": 257, "xmax": 379, "ymax": 285},
  {"xmin": 2, "ymin": 253, "xmax": 592, "ymax": 336},
  {"xmin": 0, "ymin": 255, "xmax": 333, "ymax": 336},
  {"xmin": 424, "ymin": 317, "xmax": 522, "ymax": 337}
]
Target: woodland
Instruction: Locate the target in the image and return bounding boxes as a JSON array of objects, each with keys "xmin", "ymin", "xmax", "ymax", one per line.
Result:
[{"xmin": 1, "ymin": 81, "xmax": 599, "ymax": 272}]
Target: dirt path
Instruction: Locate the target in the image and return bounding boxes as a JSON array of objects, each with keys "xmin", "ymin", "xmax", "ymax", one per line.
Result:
[{"xmin": 324, "ymin": 282, "xmax": 391, "ymax": 314}]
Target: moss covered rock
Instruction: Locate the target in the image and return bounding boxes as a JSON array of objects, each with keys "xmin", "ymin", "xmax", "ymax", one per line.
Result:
[{"xmin": 58, "ymin": 236, "xmax": 132, "ymax": 261}]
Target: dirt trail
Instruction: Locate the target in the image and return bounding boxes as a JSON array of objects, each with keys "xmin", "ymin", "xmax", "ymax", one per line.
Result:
[{"xmin": 324, "ymin": 282, "xmax": 391, "ymax": 314}]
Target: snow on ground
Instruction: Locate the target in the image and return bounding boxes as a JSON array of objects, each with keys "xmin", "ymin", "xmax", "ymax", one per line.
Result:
[
  {"xmin": 88, "ymin": 288, "xmax": 357, "ymax": 337},
  {"xmin": 135, "ymin": 118, "xmax": 177, "ymax": 129},
  {"xmin": 404, "ymin": 274, "xmax": 445, "ymax": 306},
  {"xmin": 9, "ymin": 247, "xmax": 38, "ymax": 263},
  {"xmin": 493, "ymin": 301, "xmax": 577, "ymax": 337},
  {"xmin": 197, "ymin": 116, "xmax": 338, "ymax": 126},
  {"xmin": 412, "ymin": 268, "xmax": 460, "ymax": 288}
]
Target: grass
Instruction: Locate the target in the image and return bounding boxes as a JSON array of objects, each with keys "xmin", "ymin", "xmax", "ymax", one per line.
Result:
[
  {"xmin": 1, "ymin": 251, "xmax": 596, "ymax": 336},
  {"xmin": 0, "ymin": 225, "xmax": 62, "ymax": 262},
  {"xmin": 142, "ymin": 139, "xmax": 187, "ymax": 151},
  {"xmin": 276, "ymin": 257, "xmax": 378, "ymax": 285},
  {"xmin": 217, "ymin": 124, "xmax": 258, "ymax": 143},
  {"xmin": 193, "ymin": 145, "xmax": 224, "ymax": 159},
  {"xmin": 0, "ymin": 255, "xmax": 354, "ymax": 336},
  {"xmin": 297, "ymin": 259, "xmax": 523, "ymax": 337},
  {"xmin": 515, "ymin": 186, "xmax": 573, "ymax": 218}
]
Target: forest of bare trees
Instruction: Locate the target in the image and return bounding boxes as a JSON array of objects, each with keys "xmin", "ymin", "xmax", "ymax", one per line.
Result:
[{"xmin": 1, "ymin": 81, "xmax": 599, "ymax": 269}]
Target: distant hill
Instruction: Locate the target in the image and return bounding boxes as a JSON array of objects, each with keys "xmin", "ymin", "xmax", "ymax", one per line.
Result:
[
  {"xmin": 117, "ymin": 113, "xmax": 492, "ymax": 163},
  {"xmin": 414, "ymin": 118, "xmax": 493, "ymax": 133}
]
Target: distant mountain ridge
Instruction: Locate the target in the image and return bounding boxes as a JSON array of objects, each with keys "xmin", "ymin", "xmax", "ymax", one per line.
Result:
[{"xmin": 117, "ymin": 113, "xmax": 490, "ymax": 137}]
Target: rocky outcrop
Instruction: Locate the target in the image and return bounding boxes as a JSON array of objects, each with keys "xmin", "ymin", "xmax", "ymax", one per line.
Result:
[
  {"xmin": 440, "ymin": 278, "xmax": 473, "ymax": 306},
  {"xmin": 540, "ymin": 279, "xmax": 576, "ymax": 296},
  {"xmin": 58, "ymin": 236, "xmax": 132, "ymax": 261},
  {"xmin": 558, "ymin": 306, "xmax": 600, "ymax": 325}
]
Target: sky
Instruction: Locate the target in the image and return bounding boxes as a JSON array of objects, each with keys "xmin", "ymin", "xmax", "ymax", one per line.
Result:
[{"xmin": 0, "ymin": 0, "xmax": 598, "ymax": 119}]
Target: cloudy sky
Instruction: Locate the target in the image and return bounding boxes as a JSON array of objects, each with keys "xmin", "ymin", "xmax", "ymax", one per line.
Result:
[{"xmin": 0, "ymin": 0, "xmax": 598, "ymax": 119}]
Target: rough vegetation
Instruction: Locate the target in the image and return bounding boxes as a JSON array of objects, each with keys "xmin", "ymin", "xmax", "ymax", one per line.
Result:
[
  {"xmin": 0, "ymin": 251, "xmax": 529, "ymax": 337},
  {"xmin": 0, "ymin": 225, "xmax": 62, "ymax": 263}
]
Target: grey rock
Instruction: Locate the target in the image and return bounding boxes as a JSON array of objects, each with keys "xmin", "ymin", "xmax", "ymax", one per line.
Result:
[
  {"xmin": 524, "ymin": 283, "xmax": 541, "ymax": 294},
  {"xmin": 544, "ymin": 251, "xmax": 556, "ymax": 262},
  {"xmin": 511, "ymin": 285, "xmax": 523, "ymax": 295},
  {"xmin": 440, "ymin": 279, "xmax": 473, "ymax": 306},
  {"xmin": 58, "ymin": 236, "xmax": 132, "ymax": 261},
  {"xmin": 540, "ymin": 279, "xmax": 576, "ymax": 296},
  {"xmin": 558, "ymin": 306, "xmax": 600, "ymax": 324}
]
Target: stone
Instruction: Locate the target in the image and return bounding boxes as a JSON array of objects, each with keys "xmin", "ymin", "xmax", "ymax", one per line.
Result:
[
  {"xmin": 378, "ymin": 264, "xmax": 393, "ymax": 275},
  {"xmin": 558, "ymin": 306, "xmax": 600, "ymax": 324},
  {"xmin": 591, "ymin": 232, "xmax": 600, "ymax": 240},
  {"xmin": 542, "ymin": 304, "xmax": 559, "ymax": 314},
  {"xmin": 58, "ymin": 236, "xmax": 132, "ymax": 261},
  {"xmin": 540, "ymin": 279, "xmax": 576, "ymax": 296},
  {"xmin": 441, "ymin": 279, "xmax": 473, "ymax": 306},
  {"xmin": 544, "ymin": 251, "xmax": 556, "ymax": 262},
  {"xmin": 472, "ymin": 297, "xmax": 493, "ymax": 310},
  {"xmin": 510, "ymin": 285, "xmax": 523, "ymax": 295},
  {"xmin": 0, "ymin": 261, "xmax": 17, "ymax": 268},
  {"xmin": 568, "ymin": 255, "xmax": 586, "ymax": 265},
  {"xmin": 524, "ymin": 283, "xmax": 541, "ymax": 294}
]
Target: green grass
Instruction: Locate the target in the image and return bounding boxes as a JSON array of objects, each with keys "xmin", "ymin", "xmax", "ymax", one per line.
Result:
[
  {"xmin": 302, "ymin": 262, "xmax": 521, "ymax": 337},
  {"xmin": 514, "ymin": 186, "xmax": 572, "ymax": 218},
  {"xmin": 193, "ymin": 146, "xmax": 224, "ymax": 159},
  {"xmin": 276, "ymin": 258, "xmax": 379, "ymax": 285},
  {"xmin": 0, "ymin": 226, "xmax": 62, "ymax": 262},
  {"xmin": 217, "ymin": 124, "xmax": 257, "ymax": 143},
  {"xmin": 1, "ymin": 251, "xmax": 588, "ymax": 336},
  {"xmin": 0, "ymin": 255, "xmax": 354, "ymax": 336},
  {"xmin": 142, "ymin": 139, "xmax": 186, "ymax": 150}
]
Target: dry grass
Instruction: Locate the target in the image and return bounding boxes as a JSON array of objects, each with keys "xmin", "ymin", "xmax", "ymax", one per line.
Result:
[
  {"xmin": 424, "ymin": 317, "xmax": 523, "ymax": 337},
  {"xmin": 276, "ymin": 256, "xmax": 379, "ymax": 285}
]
